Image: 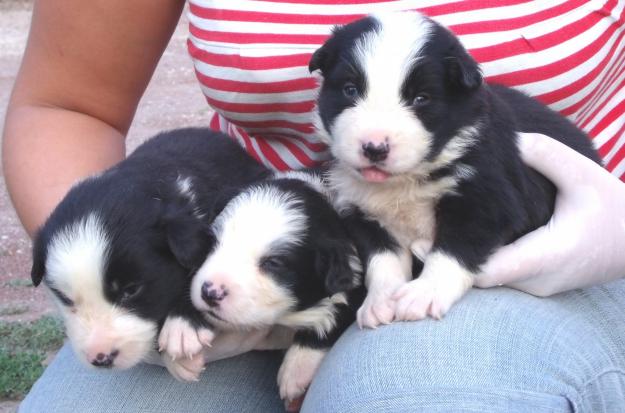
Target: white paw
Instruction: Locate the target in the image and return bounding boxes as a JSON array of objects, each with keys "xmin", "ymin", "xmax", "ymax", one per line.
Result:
[
  {"xmin": 392, "ymin": 278, "xmax": 447, "ymax": 320},
  {"xmin": 277, "ymin": 346, "xmax": 326, "ymax": 404},
  {"xmin": 358, "ymin": 249, "xmax": 412, "ymax": 329},
  {"xmin": 163, "ymin": 351, "xmax": 206, "ymax": 382},
  {"xmin": 392, "ymin": 253, "xmax": 474, "ymax": 321},
  {"xmin": 158, "ymin": 316, "xmax": 215, "ymax": 360},
  {"xmin": 356, "ymin": 287, "xmax": 399, "ymax": 329}
]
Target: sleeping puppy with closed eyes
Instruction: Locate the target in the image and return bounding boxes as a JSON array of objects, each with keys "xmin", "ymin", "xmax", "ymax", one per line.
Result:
[
  {"xmin": 309, "ymin": 11, "xmax": 602, "ymax": 327},
  {"xmin": 180, "ymin": 171, "xmax": 364, "ymax": 407},
  {"xmin": 30, "ymin": 128, "xmax": 277, "ymax": 380}
]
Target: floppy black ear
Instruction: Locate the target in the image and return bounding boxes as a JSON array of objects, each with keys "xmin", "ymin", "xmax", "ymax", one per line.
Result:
[
  {"xmin": 165, "ymin": 214, "xmax": 213, "ymax": 271},
  {"xmin": 445, "ymin": 43, "xmax": 483, "ymax": 92},
  {"xmin": 162, "ymin": 197, "xmax": 214, "ymax": 271},
  {"xmin": 163, "ymin": 183, "xmax": 243, "ymax": 270},
  {"xmin": 309, "ymin": 45, "xmax": 329, "ymax": 73},
  {"xmin": 315, "ymin": 241, "xmax": 362, "ymax": 295},
  {"xmin": 30, "ymin": 232, "xmax": 47, "ymax": 286}
]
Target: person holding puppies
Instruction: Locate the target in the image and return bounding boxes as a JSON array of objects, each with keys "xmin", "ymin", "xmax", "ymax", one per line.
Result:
[{"xmin": 4, "ymin": 1, "xmax": 625, "ymax": 411}]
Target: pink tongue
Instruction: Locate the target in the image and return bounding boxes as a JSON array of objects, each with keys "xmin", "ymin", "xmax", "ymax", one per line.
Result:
[{"xmin": 360, "ymin": 167, "xmax": 390, "ymax": 182}]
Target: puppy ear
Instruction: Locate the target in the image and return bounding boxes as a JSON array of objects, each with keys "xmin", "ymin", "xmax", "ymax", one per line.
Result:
[
  {"xmin": 164, "ymin": 209, "xmax": 213, "ymax": 271},
  {"xmin": 315, "ymin": 241, "xmax": 362, "ymax": 295},
  {"xmin": 161, "ymin": 193, "xmax": 213, "ymax": 271},
  {"xmin": 30, "ymin": 232, "xmax": 47, "ymax": 286},
  {"xmin": 445, "ymin": 44, "xmax": 482, "ymax": 92},
  {"xmin": 309, "ymin": 45, "xmax": 329, "ymax": 73},
  {"xmin": 162, "ymin": 183, "xmax": 241, "ymax": 270}
]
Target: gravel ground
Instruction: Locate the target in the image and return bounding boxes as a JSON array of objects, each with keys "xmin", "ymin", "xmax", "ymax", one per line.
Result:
[{"xmin": 0, "ymin": 1, "xmax": 209, "ymax": 325}]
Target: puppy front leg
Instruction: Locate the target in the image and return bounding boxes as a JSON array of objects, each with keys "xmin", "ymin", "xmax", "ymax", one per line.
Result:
[
  {"xmin": 158, "ymin": 296, "xmax": 215, "ymax": 381},
  {"xmin": 162, "ymin": 351, "xmax": 206, "ymax": 382},
  {"xmin": 278, "ymin": 343, "xmax": 327, "ymax": 411},
  {"xmin": 393, "ymin": 195, "xmax": 501, "ymax": 321},
  {"xmin": 341, "ymin": 207, "xmax": 412, "ymax": 328},
  {"xmin": 393, "ymin": 251, "xmax": 474, "ymax": 320},
  {"xmin": 159, "ymin": 300, "xmax": 215, "ymax": 360},
  {"xmin": 357, "ymin": 248, "xmax": 412, "ymax": 328},
  {"xmin": 277, "ymin": 300, "xmax": 355, "ymax": 410}
]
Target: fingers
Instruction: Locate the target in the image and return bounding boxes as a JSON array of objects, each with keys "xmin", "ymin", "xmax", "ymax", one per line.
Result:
[
  {"xmin": 516, "ymin": 132, "xmax": 603, "ymax": 189},
  {"xmin": 476, "ymin": 225, "xmax": 554, "ymax": 288}
]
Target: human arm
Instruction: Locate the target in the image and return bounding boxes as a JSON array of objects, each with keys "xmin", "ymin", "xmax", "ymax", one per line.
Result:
[
  {"xmin": 2, "ymin": 0, "xmax": 185, "ymax": 237},
  {"xmin": 476, "ymin": 132, "xmax": 625, "ymax": 296}
]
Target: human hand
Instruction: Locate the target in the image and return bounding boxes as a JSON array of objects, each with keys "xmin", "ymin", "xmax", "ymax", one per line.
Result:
[
  {"xmin": 159, "ymin": 326, "xmax": 293, "ymax": 381},
  {"xmin": 476, "ymin": 132, "xmax": 625, "ymax": 296},
  {"xmin": 202, "ymin": 326, "xmax": 294, "ymax": 363}
]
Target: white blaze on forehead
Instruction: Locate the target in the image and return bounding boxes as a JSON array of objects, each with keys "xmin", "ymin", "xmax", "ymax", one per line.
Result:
[
  {"xmin": 212, "ymin": 186, "xmax": 307, "ymax": 256},
  {"xmin": 192, "ymin": 186, "xmax": 308, "ymax": 328},
  {"xmin": 328, "ymin": 12, "xmax": 435, "ymax": 174},
  {"xmin": 355, "ymin": 12, "xmax": 432, "ymax": 106},
  {"xmin": 45, "ymin": 213, "xmax": 156, "ymax": 368},
  {"xmin": 46, "ymin": 213, "xmax": 109, "ymax": 297}
]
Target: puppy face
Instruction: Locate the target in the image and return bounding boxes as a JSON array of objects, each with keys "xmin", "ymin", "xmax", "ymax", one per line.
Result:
[
  {"xmin": 191, "ymin": 179, "xmax": 360, "ymax": 330},
  {"xmin": 31, "ymin": 179, "xmax": 212, "ymax": 369},
  {"xmin": 35, "ymin": 214, "xmax": 157, "ymax": 369},
  {"xmin": 311, "ymin": 12, "xmax": 483, "ymax": 183}
]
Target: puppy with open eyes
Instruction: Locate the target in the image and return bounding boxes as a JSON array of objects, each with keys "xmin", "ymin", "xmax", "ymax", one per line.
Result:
[
  {"xmin": 30, "ymin": 128, "xmax": 273, "ymax": 379},
  {"xmin": 309, "ymin": 11, "xmax": 601, "ymax": 327},
  {"xmin": 177, "ymin": 170, "xmax": 364, "ymax": 407}
]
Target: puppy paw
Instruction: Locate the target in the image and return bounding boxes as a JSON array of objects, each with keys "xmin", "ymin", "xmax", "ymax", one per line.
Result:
[
  {"xmin": 158, "ymin": 316, "xmax": 215, "ymax": 360},
  {"xmin": 392, "ymin": 278, "xmax": 442, "ymax": 320},
  {"xmin": 393, "ymin": 252, "xmax": 475, "ymax": 321},
  {"xmin": 163, "ymin": 351, "xmax": 206, "ymax": 382},
  {"xmin": 277, "ymin": 346, "xmax": 326, "ymax": 407},
  {"xmin": 392, "ymin": 274, "xmax": 471, "ymax": 321},
  {"xmin": 356, "ymin": 288, "xmax": 398, "ymax": 329}
]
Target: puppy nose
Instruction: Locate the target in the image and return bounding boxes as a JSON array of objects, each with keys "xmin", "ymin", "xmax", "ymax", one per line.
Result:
[
  {"xmin": 362, "ymin": 142, "xmax": 390, "ymax": 162},
  {"xmin": 201, "ymin": 281, "xmax": 228, "ymax": 307},
  {"xmin": 91, "ymin": 349, "xmax": 119, "ymax": 368}
]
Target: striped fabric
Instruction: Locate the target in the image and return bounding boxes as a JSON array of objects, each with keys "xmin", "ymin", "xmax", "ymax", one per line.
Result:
[{"xmin": 187, "ymin": 0, "xmax": 625, "ymax": 180}]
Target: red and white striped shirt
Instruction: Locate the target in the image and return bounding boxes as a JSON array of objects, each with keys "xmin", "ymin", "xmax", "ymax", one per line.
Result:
[{"xmin": 187, "ymin": 0, "xmax": 625, "ymax": 181}]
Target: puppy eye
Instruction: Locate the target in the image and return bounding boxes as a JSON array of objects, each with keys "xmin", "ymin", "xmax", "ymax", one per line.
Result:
[
  {"xmin": 260, "ymin": 256, "xmax": 284, "ymax": 271},
  {"xmin": 120, "ymin": 283, "xmax": 143, "ymax": 301},
  {"xmin": 342, "ymin": 83, "xmax": 359, "ymax": 99},
  {"xmin": 412, "ymin": 93, "xmax": 431, "ymax": 106}
]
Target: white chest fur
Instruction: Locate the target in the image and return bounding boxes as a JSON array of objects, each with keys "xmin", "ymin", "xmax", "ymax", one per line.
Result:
[{"xmin": 330, "ymin": 167, "xmax": 459, "ymax": 247}]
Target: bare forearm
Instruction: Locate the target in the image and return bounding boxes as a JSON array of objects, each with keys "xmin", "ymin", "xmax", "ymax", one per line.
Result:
[
  {"xmin": 2, "ymin": 0, "xmax": 185, "ymax": 238},
  {"xmin": 2, "ymin": 104, "xmax": 126, "ymax": 237}
]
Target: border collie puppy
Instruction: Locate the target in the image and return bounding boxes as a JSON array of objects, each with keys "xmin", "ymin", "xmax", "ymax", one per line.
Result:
[
  {"xmin": 30, "ymin": 128, "xmax": 270, "ymax": 379},
  {"xmin": 309, "ymin": 12, "xmax": 601, "ymax": 327},
  {"xmin": 187, "ymin": 172, "xmax": 363, "ymax": 404}
]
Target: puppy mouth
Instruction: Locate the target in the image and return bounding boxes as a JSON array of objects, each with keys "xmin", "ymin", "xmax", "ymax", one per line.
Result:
[
  {"xmin": 358, "ymin": 166, "xmax": 392, "ymax": 183},
  {"xmin": 206, "ymin": 310, "xmax": 226, "ymax": 322}
]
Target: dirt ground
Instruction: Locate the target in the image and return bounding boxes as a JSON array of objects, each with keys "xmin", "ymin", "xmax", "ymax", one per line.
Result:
[{"xmin": 0, "ymin": 1, "xmax": 209, "ymax": 325}]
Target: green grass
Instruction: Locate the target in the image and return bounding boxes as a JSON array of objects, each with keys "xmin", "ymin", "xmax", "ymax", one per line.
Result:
[
  {"xmin": 0, "ymin": 316, "xmax": 65, "ymax": 400},
  {"xmin": 4, "ymin": 279, "xmax": 33, "ymax": 288},
  {"xmin": 0, "ymin": 305, "xmax": 29, "ymax": 317}
]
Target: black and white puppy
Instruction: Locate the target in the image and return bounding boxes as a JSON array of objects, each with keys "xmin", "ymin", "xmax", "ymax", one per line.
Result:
[
  {"xmin": 30, "ymin": 128, "xmax": 270, "ymax": 378},
  {"xmin": 309, "ymin": 12, "xmax": 602, "ymax": 327},
  {"xmin": 187, "ymin": 171, "xmax": 363, "ymax": 404}
]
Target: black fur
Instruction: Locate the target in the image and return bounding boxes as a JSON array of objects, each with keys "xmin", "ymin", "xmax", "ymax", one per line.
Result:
[
  {"xmin": 32, "ymin": 128, "xmax": 269, "ymax": 340},
  {"xmin": 312, "ymin": 14, "xmax": 602, "ymax": 276},
  {"xmin": 202, "ymin": 175, "xmax": 364, "ymax": 353}
]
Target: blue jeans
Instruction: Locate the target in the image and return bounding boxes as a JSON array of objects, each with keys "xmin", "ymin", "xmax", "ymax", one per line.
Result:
[{"xmin": 20, "ymin": 281, "xmax": 625, "ymax": 412}]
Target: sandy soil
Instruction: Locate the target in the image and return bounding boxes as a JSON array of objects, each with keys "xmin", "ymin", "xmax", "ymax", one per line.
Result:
[{"xmin": 0, "ymin": 1, "xmax": 209, "ymax": 325}]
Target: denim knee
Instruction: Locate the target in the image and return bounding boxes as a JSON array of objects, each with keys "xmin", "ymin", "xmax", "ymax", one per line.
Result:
[
  {"xmin": 303, "ymin": 281, "xmax": 625, "ymax": 413},
  {"xmin": 20, "ymin": 344, "xmax": 284, "ymax": 413}
]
